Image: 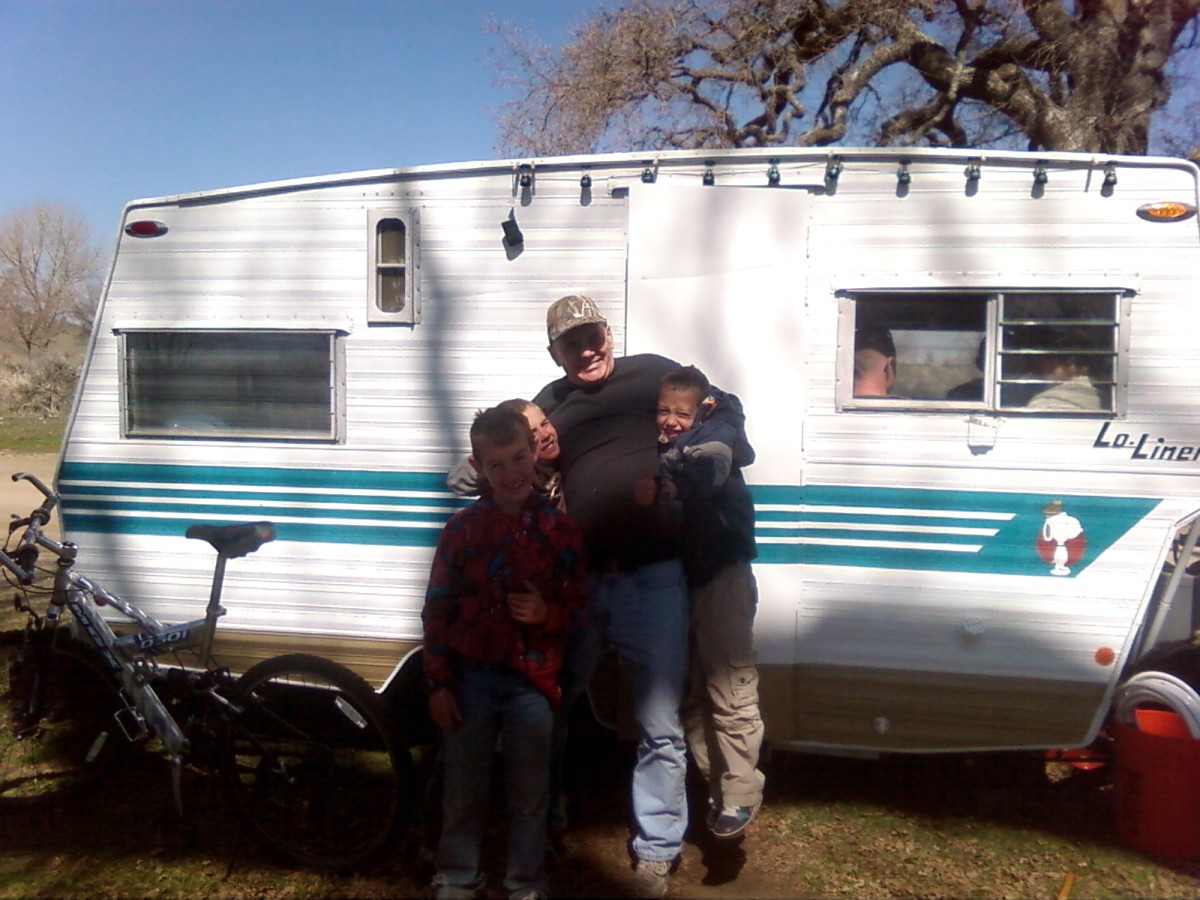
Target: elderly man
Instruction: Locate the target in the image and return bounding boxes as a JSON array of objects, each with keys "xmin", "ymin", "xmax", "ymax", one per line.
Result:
[{"xmin": 533, "ymin": 295, "xmax": 688, "ymax": 899}]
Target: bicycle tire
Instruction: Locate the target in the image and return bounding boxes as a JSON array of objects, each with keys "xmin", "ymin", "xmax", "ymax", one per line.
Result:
[
  {"xmin": 0, "ymin": 630, "xmax": 126, "ymax": 806},
  {"xmin": 222, "ymin": 653, "xmax": 408, "ymax": 870}
]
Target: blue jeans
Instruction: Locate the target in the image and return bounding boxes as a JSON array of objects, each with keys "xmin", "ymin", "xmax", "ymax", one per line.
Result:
[
  {"xmin": 559, "ymin": 558, "xmax": 690, "ymax": 863},
  {"xmin": 434, "ymin": 666, "xmax": 553, "ymax": 899}
]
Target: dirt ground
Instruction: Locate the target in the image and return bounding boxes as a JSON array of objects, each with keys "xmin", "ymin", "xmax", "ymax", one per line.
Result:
[{"xmin": 3, "ymin": 725, "xmax": 1200, "ymax": 899}]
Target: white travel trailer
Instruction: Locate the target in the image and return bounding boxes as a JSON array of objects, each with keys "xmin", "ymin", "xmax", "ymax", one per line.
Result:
[{"xmin": 56, "ymin": 146, "xmax": 1200, "ymax": 755}]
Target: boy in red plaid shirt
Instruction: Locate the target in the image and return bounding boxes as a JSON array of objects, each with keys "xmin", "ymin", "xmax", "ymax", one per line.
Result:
[{"xmin": 423, "ymin": 405, "xmax": 587, "ymax": 900}]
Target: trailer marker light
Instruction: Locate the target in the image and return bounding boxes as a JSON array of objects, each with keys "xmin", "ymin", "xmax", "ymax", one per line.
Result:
[
  {"xmin": 125, "ymin": 220, "xmax": 167, "ymax": 238},
  {"xmin": 1136, "ymin": 201, "xmax": 1196, "ymax": 222},
  {"xmin": 1095, "ymin": 646, "xmax": 1115, "ymax": 667}
]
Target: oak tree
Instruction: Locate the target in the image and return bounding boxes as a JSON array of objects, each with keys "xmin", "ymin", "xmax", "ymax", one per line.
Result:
[{"xmin": 492, "ymin": 0, "xmax": 1200, "ymax": 157}]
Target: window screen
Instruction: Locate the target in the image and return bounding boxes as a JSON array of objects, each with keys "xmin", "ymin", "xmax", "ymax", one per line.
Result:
[
  {"xmin": 123, "ymin": 330, "xmax": 340, "ymax": 440},
  {"xmin": 998, "ymin": 293, "xmax": 1118, "ymax": 412}
]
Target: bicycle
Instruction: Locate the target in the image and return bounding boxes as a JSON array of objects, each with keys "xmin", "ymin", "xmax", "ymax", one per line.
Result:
[{"xmin": 0, "ymin": 471, "xmax": 407, "ymax": 870}]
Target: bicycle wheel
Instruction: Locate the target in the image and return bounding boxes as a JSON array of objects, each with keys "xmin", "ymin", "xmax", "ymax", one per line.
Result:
[
  {"xmin": 222, "ymin": 653, "xmax": 407, "ymax": 870},
  {"xmin": 0, "ymin": 631, "xmax": 126, "ymax": 806}
]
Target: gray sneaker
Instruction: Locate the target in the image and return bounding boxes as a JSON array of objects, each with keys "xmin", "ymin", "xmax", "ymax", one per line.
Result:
[{"xmin": 632, "ymin": 858, "xmax": 672, "ymax": 898}]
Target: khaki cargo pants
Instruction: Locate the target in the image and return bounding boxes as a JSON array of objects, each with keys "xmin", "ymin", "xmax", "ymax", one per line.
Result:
[{"xmin": 682, "ymin": 562, "xmax": 766, "ymax": 811}]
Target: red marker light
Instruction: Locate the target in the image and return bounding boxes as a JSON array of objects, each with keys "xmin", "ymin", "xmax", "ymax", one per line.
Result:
[{"xmin": 124, "ymin": 220, "xmax": 168, "ymax": 238}]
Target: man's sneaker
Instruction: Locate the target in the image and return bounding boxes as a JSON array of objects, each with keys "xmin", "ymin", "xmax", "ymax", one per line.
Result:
[
  {"xmin": 710, "ymin": 802, "xmax": 761, "ymax": 839},
  {"xmin": 632, "ymin": 858, "xmax": 672, "ymax": 898}
]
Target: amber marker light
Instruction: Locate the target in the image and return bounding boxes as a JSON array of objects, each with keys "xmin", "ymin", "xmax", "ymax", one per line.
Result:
[{"xmin": 1135, "ymin": 201, "xmax": 1197, "ymax": 222}]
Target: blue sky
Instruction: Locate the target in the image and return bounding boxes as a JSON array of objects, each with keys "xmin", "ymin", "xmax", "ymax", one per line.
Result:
[{"xmin": 1, "ymin": 0, "xmax": 588, "ymax": 249}]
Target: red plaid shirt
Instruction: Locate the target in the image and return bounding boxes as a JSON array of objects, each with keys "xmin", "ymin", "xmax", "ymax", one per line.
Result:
[{"xmin": 422, "ymin": 492, "xmax": 587, "ymax": 706}]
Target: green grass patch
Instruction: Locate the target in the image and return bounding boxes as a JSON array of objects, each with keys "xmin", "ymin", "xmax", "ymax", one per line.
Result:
[{"xmin": 0, "ymin": 414, "xmax": 64, "ymax": 453}]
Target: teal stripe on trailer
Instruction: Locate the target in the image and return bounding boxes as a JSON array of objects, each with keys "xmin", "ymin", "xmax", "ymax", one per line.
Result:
[
  {"xmin": 58, "ymin": 461, "xmax": 470, "ymax": 546},
  {"xmin": 59, "ymin": 461, "xmax": 451, "ymax": 493},
  {"xmin": 59, "ymin": 462, "xmax": 1159, "ymax": 574},
  {"xmin": 749, "ymin": 484, "xmax": 1158, "ymax": 577}
]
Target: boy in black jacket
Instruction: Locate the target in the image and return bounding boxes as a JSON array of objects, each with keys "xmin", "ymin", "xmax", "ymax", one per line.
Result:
[{"xmin": 634, "ymin": 365, "xmax": 764, "ymax": 840}]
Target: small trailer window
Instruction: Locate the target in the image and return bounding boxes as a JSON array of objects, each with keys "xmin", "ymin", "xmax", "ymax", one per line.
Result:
[
  {"xmin": 121, "ymin": 330, "xmax": 343, "ymax": 441},
  {"xmin": 843, "ymin": 290, "xmax": 1123, "ymax": 415},
  {"xmin": 367, "ymin": 210, "xmax": 419, "ymax": 324}
]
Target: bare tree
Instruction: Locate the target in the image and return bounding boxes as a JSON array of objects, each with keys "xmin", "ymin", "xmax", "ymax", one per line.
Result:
[
  {"xmin": 492, "ymin": 0, "xmax": 1200, "ymax": 156},
  {"xmin": 0, "ymin": 203, "xmax": 101, "ymax": 358}
]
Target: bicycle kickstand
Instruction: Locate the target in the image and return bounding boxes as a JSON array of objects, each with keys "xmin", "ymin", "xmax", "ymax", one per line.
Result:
[{"xmin": 169, "ymin": 753, "xmax": 185, "ymax": 819}]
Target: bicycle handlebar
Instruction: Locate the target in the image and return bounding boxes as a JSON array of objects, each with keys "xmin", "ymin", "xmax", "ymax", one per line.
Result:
[
  {"xmin": 2, "ymin": 472, "xmax": 63, "ymax": 584},
  {"xmin": 10, "ymin": 471, "xmax": 57, "ymax": 525}
]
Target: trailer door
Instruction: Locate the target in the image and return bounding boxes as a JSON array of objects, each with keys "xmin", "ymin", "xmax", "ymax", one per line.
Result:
[{"xmin": 625, "ymin": 184, "xmax": 810, "ymax": 725}]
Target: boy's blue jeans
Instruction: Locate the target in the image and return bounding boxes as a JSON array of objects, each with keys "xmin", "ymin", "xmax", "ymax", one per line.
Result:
[
  {"xmin": 434, "ymin": 665, "xmax": 552, "ymax": 899},
  {"xmin": 559, "ymin": 558, "xmax": 690, "ymax": 863}
]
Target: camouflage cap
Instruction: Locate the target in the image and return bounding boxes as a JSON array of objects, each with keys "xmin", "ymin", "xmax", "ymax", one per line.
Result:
[{"xmin": 546, "ymin": 294, "xmax": 607, "ymax": 344}]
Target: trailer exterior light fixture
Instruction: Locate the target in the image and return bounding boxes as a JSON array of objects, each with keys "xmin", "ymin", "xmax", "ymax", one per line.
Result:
[
  {"xmin": 125, "ymin": 220, "xmax": 168, "ymax": 238},
  {"xmin": 1103, "ymin": 163, "xmax": 1118, "ymax": 187},
  {"xmin": 518, "ymin": 164, "xmax": 533, "ymax": 188},
  {"xmin": 579, "ymin": 173, "xmax": 592, "ymax": 189},
  {"xmin": 825, "ymin": 156, "xmax": 843, "ymax": 182},
  {"xmin": 501, "ymin": 209, "xmax": 524, "ymax": 246},
  {"xmin": 965, "ymin": 161, "xmax": 981, "ymax": 182},
  {"xmin": 896, "ymin": 161, "xmax": 911, "ymax": 185},
  {"xmin": 766, "ymin": 161, "xmax": 781, "ymax": 185},
  {"xmin": 1136, "ymin": 200, "xmax": 1197, "ymax": 222},
  {"xmin": 1033, "ymin": 161, "xmax": 1049, "ymax": 185},
  {"xmin": 641, "ymin": 166, "xmax": 656, "ymax": 183},
  {"xmin": 702, "ymin": 166, "xmax": 715, "ymax": 186}
]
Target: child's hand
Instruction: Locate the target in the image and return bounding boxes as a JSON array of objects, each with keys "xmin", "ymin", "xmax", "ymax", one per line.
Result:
[
  {"xmin": 428, "ymin": 687, "xmax": 462, "ymax": 732},
  {"xmin": 507, "ymin": 580, "xmax": 547, "ymax": 625},
  {"xmin": 633, "ymin": 474, "xmax": 658, "ymax": 506},
  {"xmin": 633, "ymin": 472, "xmax": 662, "ymax": 508}
]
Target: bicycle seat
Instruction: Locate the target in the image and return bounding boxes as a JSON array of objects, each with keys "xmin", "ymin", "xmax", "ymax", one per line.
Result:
[{"xmin": 185, "ymin": 522, "xmax": 276, "ymax": 558}]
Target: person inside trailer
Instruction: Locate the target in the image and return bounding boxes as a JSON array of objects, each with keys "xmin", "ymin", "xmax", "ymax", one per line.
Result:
[
  {"xmin": 946, "ymin": 338, "xmax": 986, "ymax": 401},
  {"xmin": 853, "ymin": 326, "xmax": 900, "ymax": 397},
  {"xmin": 1025, "ymin": 329, "xmax": 1103, "ymax": 412}
]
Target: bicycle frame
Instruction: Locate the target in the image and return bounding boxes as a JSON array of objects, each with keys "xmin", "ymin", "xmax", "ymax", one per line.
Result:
[
  {"xmin": 8, "ymin": 513, "xmax": 237, "ymax": 767},
  {"xmin": 43, "ymin": 539, "xmax": 206, "ymax": 761}
]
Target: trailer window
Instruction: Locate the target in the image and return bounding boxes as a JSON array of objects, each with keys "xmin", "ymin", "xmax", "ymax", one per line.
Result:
[
  {"xmin": 997, "ymin": 293, "xmax": 1118, "ymax": 413},
  {"xmin": 121, "ymin": 330, "xmax": 342, "ymax": 441},
  {"xmin": 843, "ymin": 290, "xmax": 1121, "ymax": 415},
  {"xmin": 368, "ymin": 210, "xmax": 419, "ymax": 324},
  {"xmin": 848, "ymin": 293, "xmax": 988, "ymax": 404}
]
